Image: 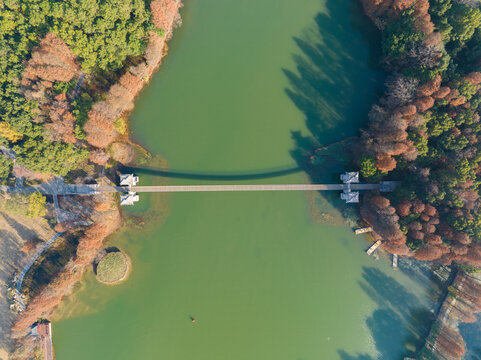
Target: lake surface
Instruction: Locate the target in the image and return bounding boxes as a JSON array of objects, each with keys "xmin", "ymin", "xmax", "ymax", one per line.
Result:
[{"xmin": 53, "ymin": 0, "xmax": 439, "ymax": 359}]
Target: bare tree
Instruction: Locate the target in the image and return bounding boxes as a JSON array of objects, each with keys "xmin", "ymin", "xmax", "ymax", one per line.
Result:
[
  {"xmin": 407, "ymin": 42, "xmax": 442, "ymax": 68},
  {"xmin": 381, "ymin": 75, "xmax": 419, "ymax": 108}
]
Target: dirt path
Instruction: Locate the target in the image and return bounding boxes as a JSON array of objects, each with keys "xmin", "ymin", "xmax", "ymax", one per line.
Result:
[{"xmin": 0, "ymin": 214, "xmax": 54, "ymax": 358}]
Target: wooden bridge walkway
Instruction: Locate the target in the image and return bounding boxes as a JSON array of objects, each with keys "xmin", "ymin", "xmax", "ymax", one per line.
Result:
[
  {"xmin": 120, "ymin": 184, "xmax": 345, "ymax": 192},
  {"xmin": 98, "ymin": 183, "xmax": 386, "ymax": 193}
]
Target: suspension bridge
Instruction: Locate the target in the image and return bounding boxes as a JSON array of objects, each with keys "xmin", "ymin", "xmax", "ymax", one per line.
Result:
[{"xmin": 1, "ymin": 172, "xmax": 399, "ymax": 205}]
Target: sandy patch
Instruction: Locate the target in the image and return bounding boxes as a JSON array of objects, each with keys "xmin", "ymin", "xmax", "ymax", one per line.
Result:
[{"xmin": 0, "ymin": 348, "xmax": 9, "ymax": 359}]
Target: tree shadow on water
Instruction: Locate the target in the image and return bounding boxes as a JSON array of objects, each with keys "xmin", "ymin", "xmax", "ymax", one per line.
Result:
[
  {"xmin": 459, "ymin": 313, "xmax": 481, "ymax": 359},
  {"xmin": 338, "ymin": 351, "xmax": 374, "ymax": 360},
  {"xmin": 285, "ymin": 0, "xmax": 383, "ymax": 163},
  {"xmin": 359, "ymin": 267, "xmax": 420, "ymax": 313},
  {"xmin": 338, "ymin": 267, "xmax": 435, "ymax": 359},
  {"xmin": 284, "ymin": 0, "xmax": 385, "ymax": 215},
  {"xmin": 337, "ymin": 308, "xmax": 411, "ymax": 360}
]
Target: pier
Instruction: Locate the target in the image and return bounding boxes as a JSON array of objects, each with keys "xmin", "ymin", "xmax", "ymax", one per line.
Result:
[
  {"xmin": 392, "ymin": 254, "xmax": 398, "ymax": 269},
  {"xmin": 366, "ymin": 240, "xmax": 382, "ymax": 255},
  {"xmin": 355, "ymin": 227, "xmax": 373, "ymax": 235}
]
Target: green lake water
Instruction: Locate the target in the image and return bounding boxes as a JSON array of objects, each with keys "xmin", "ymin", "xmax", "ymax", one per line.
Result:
[{"xmin": 52, "ymin": 0, "xmax": 440, "ymax": 359}]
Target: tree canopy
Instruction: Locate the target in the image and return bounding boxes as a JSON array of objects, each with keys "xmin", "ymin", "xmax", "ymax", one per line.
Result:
[
  {"xmin": 0, "ymin": 154, "xmax": 13, "ymax": 181},
  {"xmin": 0, "ymin": 0, "xmax": 156, "ymax": 176},
  {"xmin": 354, "ymin": 0, "xmax": 481, "ymax": 267}
]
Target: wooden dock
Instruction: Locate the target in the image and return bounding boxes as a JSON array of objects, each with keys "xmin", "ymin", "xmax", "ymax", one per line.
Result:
[
  {"xmin": 392, "ymin": 254, "xmax": 398, "ymax": 269},
  {"xmin": 355, "ymin": 227, "xmax": 373, "ymax": 235},
  {"xmin": 366, "ymin": 240, "xmax": 382, "ymax": 255}
]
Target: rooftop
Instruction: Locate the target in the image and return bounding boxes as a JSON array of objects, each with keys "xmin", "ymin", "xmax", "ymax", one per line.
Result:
[
  {"xmin": 340, "ymin": 190, "xmax": 359, "ymax": 203},
  {"xmin": 340, "ymin": 172, "xmax": 359, "ymax": 184},
  {"xmin": 31, "ymin": 321, "xmax": 51, "ymax": 337},
  {"xmin": 119, "ymin": 174, "xmax": 139, "ymax": 187},
  {"xmin": 120, "ymin": 191, "xmax": 140, "ymax": 206}
]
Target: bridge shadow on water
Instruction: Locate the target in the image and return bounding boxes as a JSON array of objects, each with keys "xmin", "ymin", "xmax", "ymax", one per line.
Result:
[
  {"xmin": 126, "ymin": 0, "xmax": 382, "ymax": 190},
  {"xmin": 121, "ymin": 165, "xmax": 302, "ymax": 181}
]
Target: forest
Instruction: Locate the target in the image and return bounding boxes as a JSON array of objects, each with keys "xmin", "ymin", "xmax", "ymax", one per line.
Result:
[
  {"xmin": 0, "ymin": 1, "xmax": 183, "ymax": 357},
  {"xmin": 0, "ymin": 0, "xmax": 166, "ymax": 179},
  {"xmin": 355, "ymin": 1, "xmax": 481, "ymax": 357},
  {"xmin": 357, "ymin": 0, "xmax": 481, "ymax": 266}
]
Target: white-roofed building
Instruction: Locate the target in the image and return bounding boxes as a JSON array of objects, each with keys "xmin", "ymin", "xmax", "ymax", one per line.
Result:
[
  {"xmin": 120, "ymin": 192, "xmax": 140, "ymax": 206},
  {"xmin": 119, "ymin": 174, "xmax": 139, "ymax": 187},
  {"xmin": 340, "ymin": 171, "xmax": 359, "ymax": 183},
  {"xmin": 340, "ymin": 190, "xmax": 359, "ymax": 203}
]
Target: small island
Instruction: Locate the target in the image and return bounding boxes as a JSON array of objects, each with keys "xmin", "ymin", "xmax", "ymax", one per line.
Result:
[{"xmin": 95, "ymin": 251, "xmax": 131, "ymax": 285}]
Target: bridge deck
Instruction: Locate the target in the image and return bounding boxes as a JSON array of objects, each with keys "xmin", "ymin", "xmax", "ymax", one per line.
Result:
[
  {"xmin": 130, "ymin": 184, "xmax": 347, "ymax": 192},
  {"xmin": 101, "ymin": 183, "xmax": 383, "ymax": 193},
  {"xmin": 2, "ymin": 182, "xmax": 387, "ymax": 195}
]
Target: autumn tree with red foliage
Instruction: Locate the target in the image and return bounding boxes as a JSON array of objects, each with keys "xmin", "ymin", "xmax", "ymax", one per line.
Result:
[
  {"xmin": 396, "ymin": 200, "xmax": 412, "ymax": 216},
  {"xmin": 413, "ymin": 245, "xmax": 443, "ymax": 260},
  {"xmin": 376, "ymin": 154, "xmax": 397, "ymax": 172},
  {"xmin": 355, "ymin": 2, "xmax": 481, "ymax": 357},
  {"xmin": 412, "ymin": 199, "xmax": 425, "ymax": 214},
  {"xmin": 151, "ymin": 0, "xmax": 183, "ymax": 32},
  {"xmin": 84, "ymin": 0, "xmax": 183, "ymax": 149},
  {"xmin": 23, "ymin": 33, "xmax": 80, "ymax": 84},
  {"xmin": 13, "ymin": 197, "xmax": 122, "ymax": 331},
  {"xmin": 436, "ymin": 326, "xmax": 466, "ymax": 360},
  {"xmin": 20, "ymin": 241, "xmax": 37, "ymax": 254}
]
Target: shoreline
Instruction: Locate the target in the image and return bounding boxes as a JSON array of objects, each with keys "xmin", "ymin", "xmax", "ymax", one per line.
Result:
[
  {"xmin": 8, "ymin": 2, "xmax": 184, "ymax": 357},
  {"xmin": 0, "ymin": 214, "xmax": 56, "ymax": 357},
  {"xmin": 8, "ymin": 0, "xmax": 480, "ymax": 359}
]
